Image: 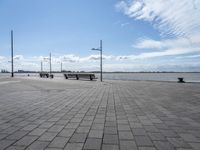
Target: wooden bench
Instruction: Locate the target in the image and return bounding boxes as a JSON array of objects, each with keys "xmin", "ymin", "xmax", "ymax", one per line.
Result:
[
  {"xmin": 64, "ymin": 73, "xmax": 96, "ymax": 80},
  {"xmin": 39, "ymin": 73, "xmax": 54, "ymax": 78}
]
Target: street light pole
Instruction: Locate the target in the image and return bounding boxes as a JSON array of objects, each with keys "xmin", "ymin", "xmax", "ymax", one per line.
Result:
[
  {"xmin": 100, "ymin": 40, "xmax": 102, "ymax": 82},
  {"xmin": 49, "ymin": 53, "xmax": 52, "ymax": 75},
  {"xmin": 11, "ymin": 30, "xmax": 14, "ymax": 77},
  {"xmin": 61, "ymin": 62, "xmax": 62, "ymax": 73},
  {"xmin": 41, "ymin": 61, "xmax": 43, "ymax": 72},
  {"xmin": 91, "ymin": 40, "xmax": 103, "ymax": 82}
]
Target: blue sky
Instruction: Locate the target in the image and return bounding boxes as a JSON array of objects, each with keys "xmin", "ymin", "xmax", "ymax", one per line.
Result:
[{"xmin": 0, "ymin": 0, "xmax": 200, "ymax": 72}]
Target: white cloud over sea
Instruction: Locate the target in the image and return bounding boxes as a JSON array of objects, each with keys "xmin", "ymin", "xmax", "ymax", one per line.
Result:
[{"xmin": 0, "ymin": 54, "xmax": 200, "ymax": 72}]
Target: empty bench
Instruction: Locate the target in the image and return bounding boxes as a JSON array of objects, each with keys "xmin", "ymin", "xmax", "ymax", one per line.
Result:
[
  {"xmin": 39, "ymin": 73, "xmax": 54, "ymax": 78},
  {"xmin": 64, "ymin": 73, "xmax": 96, "ymax": 80}
]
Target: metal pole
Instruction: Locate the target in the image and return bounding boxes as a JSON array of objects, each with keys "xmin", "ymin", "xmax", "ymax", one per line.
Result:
[
  {"xmin": 11, "ymin": 30, "xmax": 14, "ymax": 77},
  {"xmin": 41, "ymin": 61, "xmax": 43, "ymax": 72},
  {"xmin": 100, "ymin": 40, "xmax": 102, "ymax": 82},
  {"xmin": 49, "ymin": 53, "xmax": 52, "ymax": 75},
  {"xmin": 61, "ymin": 62, "xmax": 62, "ymax": 72}
]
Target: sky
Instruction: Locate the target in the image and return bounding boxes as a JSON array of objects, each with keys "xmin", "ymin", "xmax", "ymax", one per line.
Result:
[{"xmin": 0, "ymin": 0, "xmax": 200, "ymax": 72}]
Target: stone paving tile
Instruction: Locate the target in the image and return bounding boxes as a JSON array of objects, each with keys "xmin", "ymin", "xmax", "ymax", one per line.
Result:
[
  {"xmin": 58, "ymin": 129, "xmax": 75, "ymax": 137},
  {"xmin": 167, "ymin": 138, "xmax": 192, "ymax": 148},
  {"xmin": 48, "ymin": 125, "xmax": 64, "ymax": 133},
  {"xmin": 120, "ymin": 140, "xmax": 137, "ymax": 150},
  {"xmin": 135, "ymin": 136, "xmax": 154, "ymax": 147},
  {"xmin": 38, "ymin": 132, "xmax": 58, "ymax": 141},
  {"xmin": 0, "ymin": 133, "xmax": 8, "ymax": 140},
  {"xmin": 48, "ymin": 136, "xmax": 69, "ymax": 148},
  {"xmin": 119, "ymin": 131, "xmax": 134, "ymax": 140},
  {"xmin": 189, "ymin": 143, "xmax": 200, "ymax": 150},
  {"xmin": 5, "ymin": 146, "xmax": 26, "ymax": 150},
  {"xmin": 88, "ymin": 130, "xmax": 103, "ymax": 138},
  {"xmin": 45, "ymin": 148, "xmax": 62, "ymax": 150},
  {"xmin": 76, "ymin": 126, "xmax": 90, "ymax": 133},
  {"xmin": 83, "ymin": 138, "xmax": 102, "ymax": 150},
  {"xmin": 104, "ymin": 127, "xmax": 118, "ymax": 134},
  {"xmin": 132, "ymin": 128, "xmax": 147, "ymax": 136},
  {"xmin": 103, "ymin": 134, "xmax": 119, "ymax": 144},
  {"xmin": 148, "ymin": 132, "xmax": 166, "ymax": 141},
  {"xmin": 14, "ymin": 135, "xmax": 38, "ymax": 146},
  {"xmin": 39, "ymin": 122, "xmax": 55, "ymax": 129},
  {"xmin": 21, "ymin": 124, "xmax": 38, "ymax": 131},
  {"xmin": 179, "ymin": 134, "xmax": 200, "ymax": 142},
  {"xmin": 69, "ymin": 133, "xmax": 87, "ymax": 143},
  {"xmin": 29, "ymin": 128, "xmax": 47, "ymax": 136},
  {"xmin": 0, "ymin": 140, "xmax": 16, "ymax": 150},
  {"xmin": 138, "ymin": 147, "xmax": 157, "ymax": 150},
  {"xmin": 26, "ymin": 141, "xmax": 49, "ymax": 150},
  {"xmin": 64, "ymin": 143, "xmax": 84, "ymax": 150},
  {"xmin": 102, "ymin": 144, "xmax": 119, "ymax": 150},
  {"xmin": 154, "ymin": 141, "xmax": 175, "ymax": 150}
]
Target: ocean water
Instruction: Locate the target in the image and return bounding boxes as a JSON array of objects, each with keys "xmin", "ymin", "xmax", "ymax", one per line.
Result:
[{"xmin": 1, "ymin": 72, "xmax": 200, "ymax": 82}]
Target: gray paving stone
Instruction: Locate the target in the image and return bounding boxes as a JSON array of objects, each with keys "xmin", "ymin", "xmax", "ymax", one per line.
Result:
[
  {"xmin": 58, "ymin": 129, "xmax": 75, "ymax": 137},
  {"xmin": 14, "ymin": 135, "xmax": 38, "ymax": 146},
  {"xmin": 69, "ymin": 133, "xmax": 87, "ymax": 143},
  {"xmin": 103, "ymin": 134, "xmax": 119, "ymax": 144},
  {"xmin": 120, "ymin": 140, "xmax": 137, "ymax": 150},
  {"xmin": 0, "ymin": 140, "xmax": 16, "ymax": 150},
  {"xmin": 148, "ymin": 132, "xmax": 166, "ymax": 141},
  {"xmin": 167, "ymin": 138, "xmax": 192, "ymax": 148},
  {"xmin": 132, "ymin": 128, "xmax": 147, "ymax": 136},
  {"xmin": 118, "ymin": 124, "xmax": 131, "ymax": 131},
  {"xmin": 38, "ymin": 132, "xmax": 58, "ymax": 141},
  {"xmin": 65, "ymin": 123, "xmax": 79, "ymax": 129},
  {"xmin": 91, "ymin": 124, "xmax": 104, "ymax": 130},
  {"xmin": 76, "ymin": 126, "xmax": 90, "ymax": 133},
  {"xmin": 119, "ymin": 131, "xmax": 134, "ymax": 140},
  {"xmin": 138, "ymin": 147, "xmax": 157, "ymax": 150},
  {"xmin": 154, "ymin": 141, "xmax": 175, "ymax": 150},
  {"xmin": 0, "ymin": 133, "xmax": 8, "ymax": 140},
  {"xmin": 29, "ymin": 128, "xmax": 47, "ymax": 136},
  {"xmin": 45, "ymin": 148, "xmax": 62, "ymax": 150},
  {"xmin": 48, "ymin": 125, "xmax": 64, "ymax": 133},
  {"xmin": 104, "ymin": 127, "xmax": 118, "ymax": 134},
  {"xmin": 26, "ymin": 141, "xmax": 49, "ymax": 150},
  {"xmin": 39, "ymin": 122, "xmax": 55, "ymax": 128},
  {"xmin": 135, "ymin": 136, "xmax": 154, "ymax": 147},
  {"xmin": 48, "ymin": 137, "xmax": 69, "ymax": 148},
  {"xmin": 102, "ymin": 144, "xmax": 119, "ymax": 150},
  {"xmin": 22, "ymin": 124, "xmax": 38, "ymax": 131},
  {"xmin": 83, "ymin": 138, "xmax": 102, "ymax": 150},
  {"xmin": 180, "ymin": 134, "xmax": 200, "ymax": 142},
  {"xmin": 5, "ymin": 146, "xmax": 26, "ymax": 150},
  {"xmin": 88, "ymin": 130, "xmax": 103, "ymax": 138},
  {"xmin": 64, "ymin": 143, "xmax": 83, "ymax": 150},
  {"xmin": 189, "ymin": 143, "xmax": 200, "ymax": 150}
]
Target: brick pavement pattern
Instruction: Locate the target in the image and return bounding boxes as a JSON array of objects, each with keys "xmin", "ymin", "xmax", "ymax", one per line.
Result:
[{"xmin": 0, "ymin": 77, "xmax": 200, "ymax": 150}]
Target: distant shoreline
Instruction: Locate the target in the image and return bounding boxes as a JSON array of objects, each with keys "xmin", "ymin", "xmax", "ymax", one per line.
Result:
[{"xmin": 1, "ymin": 71, "xmax": 200, "ymax": 74}]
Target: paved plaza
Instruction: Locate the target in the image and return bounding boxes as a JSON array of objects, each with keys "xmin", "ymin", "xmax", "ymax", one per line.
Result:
[{"xmin": 0, "ymin": 77, "xmax": 200, "ymax": 150}]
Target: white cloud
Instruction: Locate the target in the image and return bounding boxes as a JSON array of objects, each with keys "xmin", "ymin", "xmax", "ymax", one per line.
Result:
[
  {"xmin": 116, "ymin": 0, "xmax": 200, "ymax": 59},
  {"xmin": 1, "ymin": 53, "xmax": 200, "ymax": 72},
  {"xmin": 116, "ymin": 0, "xmax": 200, "ymax": 37}
]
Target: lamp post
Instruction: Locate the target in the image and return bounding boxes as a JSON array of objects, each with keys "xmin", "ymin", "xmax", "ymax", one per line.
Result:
[
  {"xmin": 11, "ymin": 30, "xmax": 14, "ymax": 77},
  {"xmin": 91, "ymin": 40, "xmax": 103, "ymax": 82},
  {"xmin": 49, "ymin": 53, "xmax": 52, "ymax": 75},
  {"xmin": 61, "ymin": 62, "xmax": 62, "ymax": 72},
  {"xmin": 41, "ymin": 61, "xmax": 43, "ymax": 72}
]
